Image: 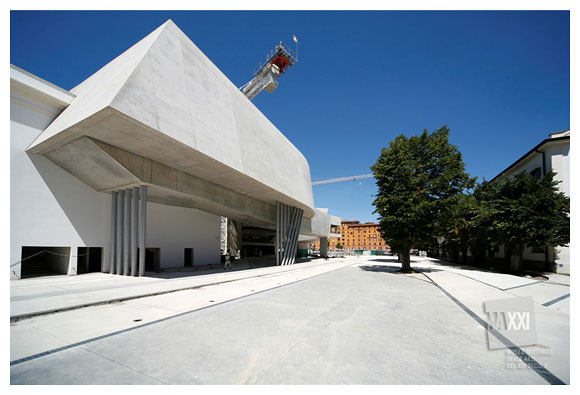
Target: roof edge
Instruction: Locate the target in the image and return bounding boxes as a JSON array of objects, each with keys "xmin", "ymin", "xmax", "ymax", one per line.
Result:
[
  {"xmin": 491, "ymin": 133, "xmax": 570, "ymax": 182},
  {"xmin": 10, "ymin": 64, "xmax": 75, "ymax": 107}
]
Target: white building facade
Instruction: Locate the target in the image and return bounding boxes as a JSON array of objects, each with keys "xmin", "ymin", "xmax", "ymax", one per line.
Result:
[
  {"xmin": 10, "ymin": 20, "xmax": 339, "ymax": 280},
  {"xmin": 492, "ymin": 130, "xmax": 570, "ymax": 274}
]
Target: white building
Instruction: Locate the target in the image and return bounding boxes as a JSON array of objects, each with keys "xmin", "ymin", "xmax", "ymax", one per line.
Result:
[
  {"xmin": 492, "ymin": 129, "xmax": 570, "ymax": 274},
  {"xmin": 10, "ymin": 20, "xmax": 340, "ymax": 280}
]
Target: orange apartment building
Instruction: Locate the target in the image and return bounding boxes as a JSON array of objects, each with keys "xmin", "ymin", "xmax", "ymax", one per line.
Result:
[{"xmin": 315, "ymin": 220, "xmax": 390, "ymax": 251}]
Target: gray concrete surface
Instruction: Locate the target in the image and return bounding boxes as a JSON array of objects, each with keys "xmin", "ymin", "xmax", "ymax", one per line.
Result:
[
  {"xmin": 27, "ymin": 20, "xmax": 317, "ymax": 221},
  {"xmin": 10, "ymin": 258, "xmax": 349, "ymax": 319},
  {"xmin": 11, "ymin": 256, "xmax": 568, "ymax": 384}
]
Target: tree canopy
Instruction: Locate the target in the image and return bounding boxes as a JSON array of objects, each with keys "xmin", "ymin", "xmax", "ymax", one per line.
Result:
[
  {"xmin": 480, "ymin": 171, "xmax": 569, "ymax": 271},
  {"xmin": 371, "ymin": 126, "xmax": 475, "ymax": 271},
  {"xmin": 372, "ymin": 126, "xmax": 569, "ymax": 273}
]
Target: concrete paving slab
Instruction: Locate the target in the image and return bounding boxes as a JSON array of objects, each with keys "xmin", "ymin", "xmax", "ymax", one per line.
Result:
[
  {"xmin": 11, "ymin": 258, "xmax": 356, "ymax": 362},
  {"xmin": 10, "ymin": 324, "xmax": 69, "ymax": 361},
  {"xmin": 420, "ymin": 265, "xmax": 569, "ymax": 383},
  {"xmin": 546, "ymin": 296, "xmax": 570, "ymax": 313},
  {"xmin": 545, "ymin": 272, "xmax": 570, "ymax": 286},
  {"xmin": 11, "ymin": 257, "xmax": 563, "ymax": 384},
  {"xmin": 11, "ymin": 346, "xmax": 163, "ymax": 384},
  {"xmin": 413, "ymin": 259, "xmax": 539, "ymax": 290},
  {"xmin": 10, "ymin": 258, "xmax": 346, "ymax": 319},
  {"xmin": 506, "ymin": 282, "xmax": 570, "ymax": 307}
]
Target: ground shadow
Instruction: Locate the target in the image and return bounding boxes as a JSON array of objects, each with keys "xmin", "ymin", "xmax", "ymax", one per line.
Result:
[
  {"xmin": 417, "ymin": 258, "xmax": 548, "ymax": 280},
  {"xmin": 142, "ymin": 258, "xmax": 316, "ymax": 280},
  {"xmin": 359, "ymin": 263, "xmax": 442, "ymax": 274}
]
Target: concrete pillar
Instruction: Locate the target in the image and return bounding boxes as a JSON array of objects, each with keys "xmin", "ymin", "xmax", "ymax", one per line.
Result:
[
  {"xmin": 320, "ymin": 237, "xmax": 328, "ymax": 258},
  {"xmin": 67, "ymin": 246, "xmax": 78, "ymax": 276},
  {"xmin": 276, "ymin": 202, "xmax": 281, "ymax": 265},
  {"xmin": 276, "ymin": 202, "xmax": 303, "ymax": 266},
  {"xmin": 219, "ymin": 216, "xmax": 228, "ymax": 254},
  {"xmin": 116, "ymin": 190, "xmax": 124, "ymax": 275},
  {"xmin": 109, "ymin": 191, "xmax": 117, "ymax": 274},
  {"xmin": 131, "ymin": 187, "xmax": 139, "ymax": 276},
  {"xmin": 139, "ymin": 185, "xmax": 147, "ymax": 276},
  {"xmin": 123, "ymin": 188, "xmax": 131, "ymax": 276}
]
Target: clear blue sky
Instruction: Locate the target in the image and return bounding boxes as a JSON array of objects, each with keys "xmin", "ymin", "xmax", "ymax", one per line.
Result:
[{"xmin": 11, "ymin": 11, "xmax": 570, "ymax": 223}]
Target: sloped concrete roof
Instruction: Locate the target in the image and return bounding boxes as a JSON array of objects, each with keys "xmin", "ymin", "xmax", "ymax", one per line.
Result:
[{"xmin": 28, "ymin": 20, "xmax": 315, "ymax": 217}]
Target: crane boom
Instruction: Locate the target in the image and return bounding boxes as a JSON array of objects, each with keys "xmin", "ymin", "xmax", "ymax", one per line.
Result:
[{"xmin": 311, "ymin": 173, "xmax": 374, "ymax": 185}]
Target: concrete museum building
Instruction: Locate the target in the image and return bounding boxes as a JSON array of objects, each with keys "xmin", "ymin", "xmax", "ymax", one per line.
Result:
[{"xmin": 10, "ymin": 20, "xmax": 340, "ymax": 280}]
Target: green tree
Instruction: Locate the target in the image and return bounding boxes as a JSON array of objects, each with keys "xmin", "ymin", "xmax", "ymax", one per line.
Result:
[
  {"xmin": 471, "ymin": 180, "xmax": 503, "ymax": 268},
  {"xmin": 492, "ymin": 170, "xmax": 569, "ymax": 272},
  {"xmin": 371, "ymin": 126, "xmax": 475, "ymax": 272},
  {"xmin": 438, "ymin": 193, "xmax": 477, "ymax": 264}
]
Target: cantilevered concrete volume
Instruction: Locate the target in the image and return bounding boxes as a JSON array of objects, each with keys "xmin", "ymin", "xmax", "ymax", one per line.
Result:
[{"xmin": 12, "ymin": 19, "xmax": 338, "ymax": 278}]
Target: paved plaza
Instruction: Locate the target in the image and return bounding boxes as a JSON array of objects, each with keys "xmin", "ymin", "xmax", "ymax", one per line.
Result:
[{"xmin": 10, "ymin": 256, "xmax": 569, "ymax": 384}]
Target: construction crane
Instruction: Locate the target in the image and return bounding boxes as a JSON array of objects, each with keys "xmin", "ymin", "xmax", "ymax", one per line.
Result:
[
  {"xmin": 240, "ymin": 40, "xmax": 298, "ymax": 101},
  {"xmin": 311, "ymin": 174, "xmax": 374, "ymax": 185}
]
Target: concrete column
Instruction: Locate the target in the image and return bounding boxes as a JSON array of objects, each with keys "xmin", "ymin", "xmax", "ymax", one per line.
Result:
[
  {"xmin": 131, "ymin": 187, "xmax": 139, "ymax": 276},
  {"xmin": 275, "ymin": 202, "xmax": 303, "ymax": 266},
  {"xmin": 67, "ymin": 246, "xmax": 78, "ymax": 276},
  {"xmin": 116, "ymin": 190, "xmax": 124, "ymax": 275},
  {"xmin": 320, "ymin": 237, "xmax": 328, "ymax": 258},
  {"xmin": 139, "ymin": 185, "xmax": 147, "ymax": 276},
  {"xmin": 123, "ymin": 188, "xmax": 131, "ymax": 276},
  {"xmin": 109, "ymin": 191, "xmax": 117, "ymax": 274},
  {"xmin": 219, "ymin": 216, "xmax": 228, "ymax": 254},
  {"xmin": 289, "ymin": 209, "xmax": 303, "ymax": 265},
  {"xmin": 276, "ymin": 202, "xmax": 281, "ymax": 265}
]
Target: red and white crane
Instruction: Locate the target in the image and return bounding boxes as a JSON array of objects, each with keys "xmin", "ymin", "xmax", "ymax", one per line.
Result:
[{"xmin": 240, "ymin": 39, "xmax": 298, "ymax": 101}]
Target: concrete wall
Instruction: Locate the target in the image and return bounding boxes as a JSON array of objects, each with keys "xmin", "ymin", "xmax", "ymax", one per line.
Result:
[
  {"xmin": 11, "ymin": 68, "xmax": 221, "ymax": 279},
  {"xmin": 10, "ymin": 85, "xmax": 110, "ymax": 279},
  {"xmin": 147, "ymin": 202, "xmax": 220, "ymax": 268}
]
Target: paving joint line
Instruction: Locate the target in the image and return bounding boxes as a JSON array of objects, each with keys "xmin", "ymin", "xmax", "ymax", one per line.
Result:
[
  {"xmin": 10, "ymin": 261, "xmax": 357, "ymax": 367},
  {"xmin": 542, "ymin": 293, "xmax": 570, "ymax": 307},
  {"xmin": 420, "ymin": 271, "xmax": 566, "ymax": 385},
  {"xmin": 10, "ymin": 260, "xmax": 348, "ymax": 322}
]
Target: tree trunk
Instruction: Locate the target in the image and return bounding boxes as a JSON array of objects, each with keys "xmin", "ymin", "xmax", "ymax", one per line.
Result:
[
  {"xmin": 452, "ymin": 248, "xmax": 460, "ymax": 264},
  {"xmin": 504, "ymin": 247, "xmax": 512, "ymax": 268},
  {"xmin": 510, "ymin": 245, "xmax": 524, "ymax": 273},
  {"xmin": 400, "ymin": 249, "xmax": 411, "ymax": 272},
  {"xmin": 460, "ymin": 247, "xmax": 468, "ymax": 265},
  {"xmin": 487, "ymin": 247, "xmax": 495, "ymax": 270}
]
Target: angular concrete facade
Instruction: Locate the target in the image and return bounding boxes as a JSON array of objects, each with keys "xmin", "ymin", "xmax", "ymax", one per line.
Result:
[
  {"xmin": 11, "ymin": 20, "xmax": 339, "ymax": 279},
  {"xmin": 28, "ymin": 20, "xmax": 315, "ymax": 223}
]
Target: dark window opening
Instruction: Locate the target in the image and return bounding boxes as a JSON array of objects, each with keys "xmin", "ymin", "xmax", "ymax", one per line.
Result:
[
  {"xmin": 76, "ymin": 247, "xmax": 103, "ymax": 274},
  {"xmin": 20, "ymin": 246, "xmax": 70, "ymax": 279},
  {"xmin": 184, "ymin": 248, "xmax": 194, "ymax": 267},
  {"xmin": 241, "ymin": 226, "xmax": 276, "ymax": 258},
  {"xmin": 143, "ymin": 248, "xmax": 160, "ymax": 272},
  {"xmin": 531, "ymin": 246, "xmax": 545, "ymax": 254}
]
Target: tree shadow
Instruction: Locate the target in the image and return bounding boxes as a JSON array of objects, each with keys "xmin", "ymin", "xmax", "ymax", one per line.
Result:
[{"xmin": 359, "ymin": 263, "xmax": 442, "ymax": 274}]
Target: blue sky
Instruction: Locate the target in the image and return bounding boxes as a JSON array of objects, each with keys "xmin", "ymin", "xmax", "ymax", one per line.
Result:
[{"xmin": 11, "ymin": 11, "xmax": 570, "ymax": 223}]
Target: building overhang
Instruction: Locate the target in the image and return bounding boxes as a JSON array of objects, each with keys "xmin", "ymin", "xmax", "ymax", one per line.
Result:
[{"xmin": 26, "ymin": 20, "xmax": 316, "ymax": 218}]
